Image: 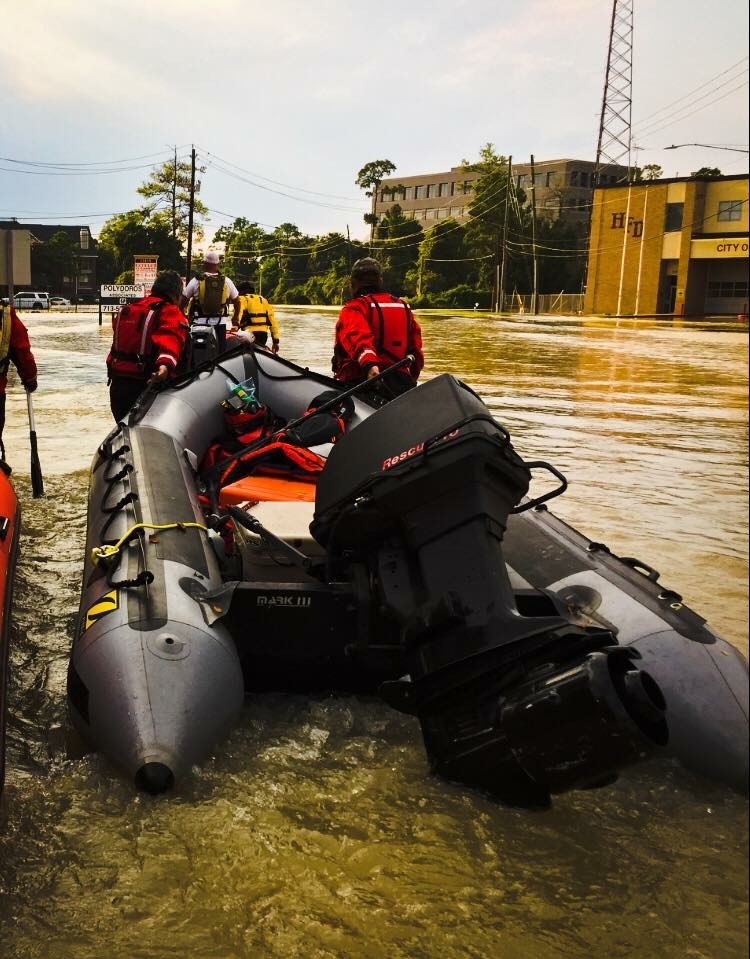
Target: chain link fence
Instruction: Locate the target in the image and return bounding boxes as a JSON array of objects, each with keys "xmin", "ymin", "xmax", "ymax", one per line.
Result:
[{"xmin": 501, "ymin": 293, "xmax": 584, "ymax": 315}]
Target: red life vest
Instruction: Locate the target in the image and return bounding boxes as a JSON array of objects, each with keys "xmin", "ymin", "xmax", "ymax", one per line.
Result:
[
  {"xmin": 107, "ymin": 299, "xmax": 165, "ymax": 379},
  {"xmin": 333, "ymin": 292, "xmax": 422, "ymax": 382},
  {"xmin": 363, "ymin": 294, "xmax": 414, "ymax": 365},
  {"xmin": 217, "ymin": 440, "xmax": 325, "ymax": 489}
]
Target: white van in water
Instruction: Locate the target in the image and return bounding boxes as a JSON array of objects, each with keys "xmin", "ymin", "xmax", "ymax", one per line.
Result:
[{"xmin": 12, "ymin": 291, "xmax": 50, "ymax": 311}]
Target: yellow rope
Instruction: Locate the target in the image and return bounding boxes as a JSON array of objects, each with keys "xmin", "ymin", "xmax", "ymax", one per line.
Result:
[{"xmin": 91, "ymin": 521, "xmax": 209, "ymax": 567}]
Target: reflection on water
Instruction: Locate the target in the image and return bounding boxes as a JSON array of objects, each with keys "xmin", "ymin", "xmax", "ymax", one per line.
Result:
[{"xmin": 1, "ymin": 310, "xmax": 747, "ymax": 959}]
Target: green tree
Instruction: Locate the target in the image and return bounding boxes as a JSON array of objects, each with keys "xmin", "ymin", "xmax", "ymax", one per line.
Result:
[
  {"xmin": 373, "ymin": 205, "xmax": 422, "ymax": 295},
  {"xmin": 414, "ymin": 218, "xmax": 466, "ymax": 296},
  {"xmin": 269, "ymin": 224, "xmax": 313, "ymax": 303},
  {"xmin": 356, "ymin": 159, "xmax": 397, "ymax": 242},
  {"xmin": 136, "ymin": 157, "xmax": 208, "ymax": 244},
  {"xmin": 30, "ymin": 230, "xmax": 77, "ymax": 292},
  {"xmin": 691, "ymin": 166, "xmax": 722, "ymax": 177},
  {"xmin": 218, "ymin": 219, "xmax": 274, "ymax": 284},
  {"xmin": 635, "ymin": 163, "xmax": 663, "ymax": 181},
  {"xmin": 97, "ymin": 210, "xmax": 183, "ymax": 279},
  {"xmin": 462, "ymin": 144, "xmax": 523, "ymax": 305},
  {"xmin": 534, "ymin": 219, "xmax": 588, "ymax": 293},
  {"xmin": 309, "ymin": 232, "xmax": 356, "ymax": 303}
]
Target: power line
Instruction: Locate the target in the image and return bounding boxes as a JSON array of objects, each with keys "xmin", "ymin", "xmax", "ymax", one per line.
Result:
[
  {"xmin": 635, "ymin": 75, "xmax": 749, "ymax": 139},
  {"xmin": 0, "ymin": 148, "xmax": 179, "ymax": 168},
  {"xmin": 204, "ymin": 154, "xmax": 366, "ymax": 213},
  {"xmin": 198, "ymin": 148, "xmax": 364, "ymax": 202},
  {"xmin": 0, "ymin": 159, "xmax": 181, "ymax": 177},
  {"xmin": 633, "ymin": 57, "xmax": 748, "ymax": 128}
]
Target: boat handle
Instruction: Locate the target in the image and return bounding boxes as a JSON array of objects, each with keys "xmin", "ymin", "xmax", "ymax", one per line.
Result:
[
  {"xmin": 619, "ymin": 556, "xmax": 660, "ymax": 582},
  {"xmin": 511, "ymin": 461, "xmax": 568, "ymax": 513}
]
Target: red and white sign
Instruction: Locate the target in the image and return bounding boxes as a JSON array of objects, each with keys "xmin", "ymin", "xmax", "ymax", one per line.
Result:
[{"xmin": 134, "ymin": 255, "xmax": 159, "ymax": 294}]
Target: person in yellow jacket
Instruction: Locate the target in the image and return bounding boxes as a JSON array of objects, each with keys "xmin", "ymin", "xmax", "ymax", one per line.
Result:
[{"xmin": 234, "ymin": 282, "xmax": 280, "ymax": 353}]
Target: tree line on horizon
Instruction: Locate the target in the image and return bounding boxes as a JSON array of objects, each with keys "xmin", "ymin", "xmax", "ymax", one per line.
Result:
[{"xmin": 28, "ymin": 149, "xmax": 724, "ymax": 308}]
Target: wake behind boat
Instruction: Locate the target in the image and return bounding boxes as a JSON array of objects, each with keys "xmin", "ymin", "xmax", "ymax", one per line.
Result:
[{"xmin": 69, "ymin": 344, "xmax": 749, "ymax": 803}]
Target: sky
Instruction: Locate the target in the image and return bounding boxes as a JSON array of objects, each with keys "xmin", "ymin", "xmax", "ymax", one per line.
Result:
[{"xmin": 1, "ymin": 0, "xmax": 748, "ymax": 244}]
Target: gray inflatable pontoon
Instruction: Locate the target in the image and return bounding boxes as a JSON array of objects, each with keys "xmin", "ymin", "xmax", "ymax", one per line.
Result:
[{"xmin": 69, "ymin": 344, "xmax": 748, "ymax": 802}]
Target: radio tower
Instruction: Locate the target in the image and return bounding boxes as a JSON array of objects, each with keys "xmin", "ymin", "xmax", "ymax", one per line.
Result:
[{"xmin": 593, "ymin": 0, "xmax": 634, "ymax": 187}]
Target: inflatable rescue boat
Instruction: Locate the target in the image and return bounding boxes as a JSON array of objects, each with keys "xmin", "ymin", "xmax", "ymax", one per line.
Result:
[
  {"xmin": 70, "ymin": 345, "xmax": 749, "ymax": 803},
  {"xmin": 0, "ymin": 463, "xmax": 20, "ymax": 795}
]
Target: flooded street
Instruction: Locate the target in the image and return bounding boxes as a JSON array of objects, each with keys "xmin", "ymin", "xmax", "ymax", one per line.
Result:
[{"xmin": 0, "ymin": 308, "xmax": 747, "ymax": 959}]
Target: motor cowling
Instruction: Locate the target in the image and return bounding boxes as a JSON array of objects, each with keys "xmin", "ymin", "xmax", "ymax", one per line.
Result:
[{"xmin": 312, "ymin": 375, "xmax": 668, "ymax": 806}]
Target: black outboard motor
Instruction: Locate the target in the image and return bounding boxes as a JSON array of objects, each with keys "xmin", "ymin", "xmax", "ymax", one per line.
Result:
[
  {"xmin": 312, "ymin": 375, "xmax": 668, "ymax": 807},
  {"xmin": 190, "ymin": 325, "xmax": 219, "ymax": 368}
]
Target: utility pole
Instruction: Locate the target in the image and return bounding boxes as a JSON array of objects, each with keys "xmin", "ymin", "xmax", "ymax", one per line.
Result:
[
  {"xmin": 498, "ymin": 155, "xmax": 512, "ymax": 314},
  {"xmin": 185, "ymin": 146, "xmax": 196, "ymax": 281},
  {"xmin": 529, "ymin": 154, "xmax": 539, "ymax": 315}
]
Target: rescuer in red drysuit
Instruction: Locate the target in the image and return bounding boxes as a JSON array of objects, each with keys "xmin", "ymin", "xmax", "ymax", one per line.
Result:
[
  {"xmin": 106, "ymin": 270, "xmax": 189, "ymax": 422},
  {"xmin": 332, "ymin": 257, "xmax": 424, "ymax": 397},
  {"xmin": 0, "ymin": 302, "xmax": 38, "ymax": 461}
]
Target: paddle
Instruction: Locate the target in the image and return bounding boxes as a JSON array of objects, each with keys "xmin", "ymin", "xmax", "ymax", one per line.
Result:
[{"xmin": 26, "ymin": 391, "xmax": 44, "ymax": 498}]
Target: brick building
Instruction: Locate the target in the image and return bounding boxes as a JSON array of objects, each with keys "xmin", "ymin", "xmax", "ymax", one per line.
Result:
[
  {"xmin": 373, "ymin": 159, "xmax": 630, "ymax": 228},
  {"xmin": 583, "ymin": 174, "xmax": 749, "ymax": 316}
]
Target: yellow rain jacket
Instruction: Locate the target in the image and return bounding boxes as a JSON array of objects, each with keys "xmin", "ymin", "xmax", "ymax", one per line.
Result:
[{"xmin": 238, "ymin": 293, "xmax": 279, "ymax": 341}]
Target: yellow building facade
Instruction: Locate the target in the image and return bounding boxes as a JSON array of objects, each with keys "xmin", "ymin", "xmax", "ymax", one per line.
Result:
[{"xmin": 583, "ymin": 174, "xmax": 749, "ymax": 317}]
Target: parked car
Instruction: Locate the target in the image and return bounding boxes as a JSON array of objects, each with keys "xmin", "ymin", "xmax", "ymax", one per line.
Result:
[
  {"xmin": 12, "ymin": 291, "xmax": 50, "ymax": 311},
  {"xmin": 49, "ymin": 296, "xmax": 71, "ymax": 307}
]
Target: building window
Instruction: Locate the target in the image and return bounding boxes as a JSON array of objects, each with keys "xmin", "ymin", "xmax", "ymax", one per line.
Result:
[
  {"xmin": 427, "ymin": 184, "xmax": 438, "ymax": 198},
  {"xmin": 403, "ymin": 186, "xmax": 414, "ymax": 200},
  {"xmin": 579, "ymin": 172, "xmax": 589, "ymax": 188},
  {"xmin": 570, "ymin": 171, "xmax": 579, "ymax": 186},
  {"xmin": 545, "ymin": 172, "xmax": 557, "ymax": 187},
  {"xmin": 437, "ymin": 207, "xmax": 448, "ymax": 218},
  {"xmin": 415, "ymin": 185, "xmax": 424, "ymax": 199},
  {"xmin": 707, "ymin": 280, "xmax": 748, "ymax": 297},
  {"xmin": 438, "ymin": 182, "xmax": 449, "ymax": 197},
  {"xmin": 664, "ymin": 202, "xmax": 684, "ymax": 232},
  {"xmin": 718, "ymin": 200, "xmax": 743, "ymax": 222},
  {"xmin": 425, "ymin": 208, "xmax": 437, "ymax": 220}
]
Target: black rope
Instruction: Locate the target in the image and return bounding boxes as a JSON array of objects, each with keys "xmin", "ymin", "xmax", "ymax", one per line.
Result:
[
  {"xmin": 106, "ymin": 567, "xmax": 154, "ymax": 590},
  {"xmin": 101, "ymin": 489, "xmax": 138, "ymax": 515},
  {"xmin": 99, "ymin": 491, "xmax": 139, "ymax": 541}
]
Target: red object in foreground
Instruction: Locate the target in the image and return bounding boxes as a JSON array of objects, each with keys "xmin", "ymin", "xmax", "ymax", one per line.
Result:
[{"xmin": 0, "ymin": 465, "xmax": 20, "ymax": 795}]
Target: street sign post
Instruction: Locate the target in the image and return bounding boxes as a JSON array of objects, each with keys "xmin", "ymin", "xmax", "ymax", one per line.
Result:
[
  {"xmin": 134, "ymin": 255, "xmax": 159, "ymax": 295},
  {"xmin": 98, "ymin": 284, "xmax": 146, "ymax": 326}
]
